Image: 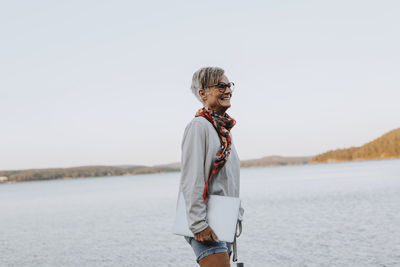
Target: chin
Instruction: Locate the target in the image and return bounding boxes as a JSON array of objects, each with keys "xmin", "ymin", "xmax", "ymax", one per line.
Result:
[
  {"xmin": 223, "ymin": 103, "xmax": 231, "ymax": 108},
  {"xmin": 217, "ymin": 101, "xmax": 231, "ymax": 109}
]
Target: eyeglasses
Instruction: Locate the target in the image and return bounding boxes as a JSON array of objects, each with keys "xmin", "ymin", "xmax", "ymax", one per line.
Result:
[{"xmin": 208, "ymin": 82, "xmax": 235, "ymax": 93}]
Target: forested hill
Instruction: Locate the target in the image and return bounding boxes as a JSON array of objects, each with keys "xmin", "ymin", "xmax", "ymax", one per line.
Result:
[
  {"xmin": 0, "ymin": 164, "xmax": 180, "ymax": 184},
  {"xmin": 312, "ymin": 128, "xmax": 400, "ymax": 163},
  {"xmin": 240, "ymin": 156, "xmax": 311, "ymax": 167}
]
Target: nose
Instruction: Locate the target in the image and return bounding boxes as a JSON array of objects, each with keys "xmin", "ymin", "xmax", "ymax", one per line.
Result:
[{"xmin": 224, "ymin": 85, "xmax": 232, "ymax": 94}]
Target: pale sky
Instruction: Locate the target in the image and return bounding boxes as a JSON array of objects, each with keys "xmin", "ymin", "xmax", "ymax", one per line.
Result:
[{"xmin": 1, "ymin": 0, "xmax": 399, "ymax": 170}]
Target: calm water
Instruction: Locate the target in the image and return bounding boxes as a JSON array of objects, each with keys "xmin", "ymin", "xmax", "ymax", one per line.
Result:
[{"xmin": 1, "ymin": 159, "xmax": 400, "ymax": 267}]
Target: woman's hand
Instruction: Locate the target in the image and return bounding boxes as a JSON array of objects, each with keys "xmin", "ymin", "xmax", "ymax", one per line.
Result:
[{"xmin": 194, "ymin": 226, "xmax": 218, "ymax": 243}]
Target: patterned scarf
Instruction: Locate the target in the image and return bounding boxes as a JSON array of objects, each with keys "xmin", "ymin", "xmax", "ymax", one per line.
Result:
[{"xmin": 195, "ymin": 107, "xmax": 236, "ymax": 203}]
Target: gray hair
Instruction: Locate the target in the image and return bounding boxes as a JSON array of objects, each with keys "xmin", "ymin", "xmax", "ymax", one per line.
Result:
[{"xmin": 190, "ymin": 67, "xmax": 225, "ymax": 103}]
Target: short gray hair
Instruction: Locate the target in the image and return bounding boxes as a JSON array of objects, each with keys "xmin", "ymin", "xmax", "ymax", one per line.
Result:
[{"xmin": 190, "ymin": 67, "xmax": 225, "ymax": 103}]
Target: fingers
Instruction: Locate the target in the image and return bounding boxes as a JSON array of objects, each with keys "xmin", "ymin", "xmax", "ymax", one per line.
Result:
[
  {"xmin": 194, "ymin": 231, "xmax": 208, "ymax": 242},
  {"xmin": 195, "ymin": 226, "xmax": 210, "ymax": 242},
  {"xmin": 210, "ymin": 229, "xmax": 218, "ymax": 242},
  {"xmin": 194, "ymin": 226, "xmax": 218, "ymax": 243}
]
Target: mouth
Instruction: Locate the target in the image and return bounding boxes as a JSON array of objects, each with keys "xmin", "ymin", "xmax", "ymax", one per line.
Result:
[{"xmin": 219, "ymin": 96, "xmax": 231, "ymax": 101}]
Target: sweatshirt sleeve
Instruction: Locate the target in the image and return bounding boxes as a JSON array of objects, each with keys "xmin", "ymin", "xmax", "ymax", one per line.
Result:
[{"xmin": 180, "ymin": 121, "xmax": 209, "ymax": 234}]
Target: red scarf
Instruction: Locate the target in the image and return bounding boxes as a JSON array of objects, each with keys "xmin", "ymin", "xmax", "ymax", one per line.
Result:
[{"xmin": 195, "ymin": 107, "xmax": 236, "ymax": 203}]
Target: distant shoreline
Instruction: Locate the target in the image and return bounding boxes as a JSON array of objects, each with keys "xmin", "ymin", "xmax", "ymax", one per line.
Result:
[
  {"xmin": 0, "ymin": 155, "xmax": 311, "ymax": 184},
  {"xmin": 2, "ymin": 125, "xmax": 399, "ymax": 185},
  {"xmin": 2, "ymin": 156, "xmax": 400, "ymax": 185}
]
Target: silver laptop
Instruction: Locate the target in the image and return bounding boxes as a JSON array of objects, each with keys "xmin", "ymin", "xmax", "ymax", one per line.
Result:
[{"xmin": 172, "ymin": 191, "xmax": 241, "ymax": 243}]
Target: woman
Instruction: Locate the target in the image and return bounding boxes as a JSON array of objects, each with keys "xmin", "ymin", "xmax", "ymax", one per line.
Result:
[{"xmin": 178, "ymin": 67, "xmax": 244, "ymax": 266}]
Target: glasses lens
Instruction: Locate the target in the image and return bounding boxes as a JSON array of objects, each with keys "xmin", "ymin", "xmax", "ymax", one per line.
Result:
[
  {"xmin": 214, "ymin": 82, "xmax": 235, "ymax": 93},
  {"xmin": 216, "ymin": 83, "xmax": 226, "ymax": 93},
  {"xmin": 229, "ymin": 82, "xmax": 235, "ymax": 92}
]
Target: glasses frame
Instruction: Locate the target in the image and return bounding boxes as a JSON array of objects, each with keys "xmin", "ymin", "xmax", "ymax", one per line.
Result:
[{"xmin": 208, "ymin": 82, "xmax": 235, "ymax": 93}]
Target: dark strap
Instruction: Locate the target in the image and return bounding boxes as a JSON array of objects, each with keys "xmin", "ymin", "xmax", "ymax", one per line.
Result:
[{"xmin": 232, "ymin": 220, "xmax": 242, "ymax": 262}]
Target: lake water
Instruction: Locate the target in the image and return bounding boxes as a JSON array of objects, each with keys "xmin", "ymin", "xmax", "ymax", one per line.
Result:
[{"xmin": 1, "ymin": 159, "xmax": 400, "ymax": 267}]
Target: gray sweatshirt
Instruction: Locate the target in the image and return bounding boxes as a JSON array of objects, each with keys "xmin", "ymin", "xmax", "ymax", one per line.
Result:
[{"xmin": 177, "ymin": 116, "xmax": 244, "ymax": 235}]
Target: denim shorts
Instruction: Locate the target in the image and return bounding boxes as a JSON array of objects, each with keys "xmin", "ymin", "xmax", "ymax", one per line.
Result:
[{"xmin": 184, "ymin": 236, "xmax": 232, "ymax": 263}]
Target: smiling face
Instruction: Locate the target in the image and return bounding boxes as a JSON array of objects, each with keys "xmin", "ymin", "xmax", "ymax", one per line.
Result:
[{"xmin": 199, "ymin": 75, "xmax": 233, "ymax": 116}]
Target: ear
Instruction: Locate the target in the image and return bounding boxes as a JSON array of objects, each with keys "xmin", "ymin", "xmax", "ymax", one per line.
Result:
[{"xmin": 199, "ymin": 89, "xmax": 208, "ymax": 102}]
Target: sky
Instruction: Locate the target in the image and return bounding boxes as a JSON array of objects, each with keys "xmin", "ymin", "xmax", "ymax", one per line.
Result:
[{"xmin": 1, "ymin": 0, "xmax": 399, "ymax": 170}]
